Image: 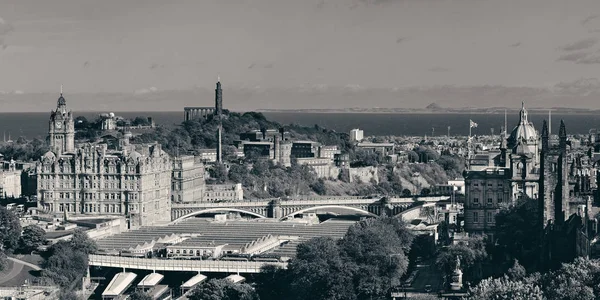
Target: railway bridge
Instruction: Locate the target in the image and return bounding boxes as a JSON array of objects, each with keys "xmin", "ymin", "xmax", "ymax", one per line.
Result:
[{"xmin": 170, "ymin": 195, "xmax": 449, "ymax": 222}]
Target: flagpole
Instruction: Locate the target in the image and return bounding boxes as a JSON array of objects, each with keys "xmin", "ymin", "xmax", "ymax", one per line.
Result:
[{"xmin": 468, "ymin": 120, "xmax": 472, "ymax": 159}]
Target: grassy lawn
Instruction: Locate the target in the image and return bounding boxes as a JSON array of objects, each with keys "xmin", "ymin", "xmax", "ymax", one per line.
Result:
[
  {"xmin": 0, "ymin": 259, "xmax": 39, "ymax": 287},
  {"xmin": 10, "ymin": 254, "xmax": 44, "ymax": 268}
]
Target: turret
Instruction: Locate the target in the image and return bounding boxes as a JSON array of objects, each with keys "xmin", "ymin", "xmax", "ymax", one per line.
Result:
[
  {"xmin": 559, "ymin": 120, "xmax": 567, "ymax": 152},
  {"xmin": 215, "ymin": 78, "xmax": 223, "ymax": 116},
  {"xmin": 541, "ymin": 120, "xmax": 549, "ymax": 152}
]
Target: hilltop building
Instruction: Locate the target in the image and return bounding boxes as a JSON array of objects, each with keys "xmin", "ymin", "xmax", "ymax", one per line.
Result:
[
  {"xmin": 183, "ymin": 80, "xmax": 223, "ymax": 122},
  {"xmin": 350, "ymin": 128, "xmax": 364, "ymax": 142}
]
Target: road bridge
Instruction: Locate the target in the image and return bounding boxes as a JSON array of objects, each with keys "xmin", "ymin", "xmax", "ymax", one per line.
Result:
[
  {"xmin": 88, "ymin": 254, "xmax": 287, "ymax": 274},
  {"xmin": 170, "ymin": 195, "xmax": 449, "ymax": 221}
]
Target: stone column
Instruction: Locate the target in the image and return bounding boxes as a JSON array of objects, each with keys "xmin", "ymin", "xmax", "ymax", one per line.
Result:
[{"xmin": 269, "ymin": 199, "xmax": 282, "ymax": 219}]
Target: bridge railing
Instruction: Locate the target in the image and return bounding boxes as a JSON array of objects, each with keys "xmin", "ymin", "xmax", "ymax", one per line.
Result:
[
  {"xmin": 88, "ymin": 254, "xmax": 287, "ymax": 273},
  {"xmin": 172, "ymin": 201, "xmax": 270, "ymax": 208}
]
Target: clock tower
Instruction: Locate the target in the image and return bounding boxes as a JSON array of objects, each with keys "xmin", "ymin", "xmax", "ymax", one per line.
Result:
[{"xmin": 49, "ymin": 88, "xmax": 75, "ymax": 154}]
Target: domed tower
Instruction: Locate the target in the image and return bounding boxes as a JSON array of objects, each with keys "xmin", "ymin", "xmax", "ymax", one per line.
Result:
[
  {"xmin": 49, "ymin": 86, "xmax": 75, "ymax": 154},
  {"xmin": 507, "ymin": 102, "xmax": 539, "ymax": 160},
  {"xmin": 507, "ymin": 102, "xmax": 540, "ymax": 202}
]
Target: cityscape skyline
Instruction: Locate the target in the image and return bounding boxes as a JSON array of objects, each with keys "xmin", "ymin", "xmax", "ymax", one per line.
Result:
[{"xmin": 3, "ymin": 1, "xmax": 600, "ymax": 110}]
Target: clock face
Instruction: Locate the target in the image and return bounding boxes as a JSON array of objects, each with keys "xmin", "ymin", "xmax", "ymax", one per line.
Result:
[{"xmin": 55, "ymin": 121, "xmax": 62, "ymax": 129}]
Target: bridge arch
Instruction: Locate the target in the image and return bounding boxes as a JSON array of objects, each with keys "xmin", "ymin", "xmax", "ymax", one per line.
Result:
[
  {"xmin": 172, "ymin": 208, "xmax": 267, "ymax": 223},
  {"xmin": 394, "ymin": 202, "xmax": 436, "ymax": 221},
  {"xmin": 281, "ymin": 205, "xmax": 378, "ymax": 220}
]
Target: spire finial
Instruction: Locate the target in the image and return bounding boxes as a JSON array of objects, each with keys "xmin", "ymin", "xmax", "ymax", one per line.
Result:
[
  {"xmin": 218, "ymin": 75, "xmax": 220, "ymax": 83},
  {"xmin": 521, "ymin": 101, "xmax": 524, "ymax": 109},
  {"xmin": 60, "ymin": 84, "xmax": 63, "ymax": 96}
]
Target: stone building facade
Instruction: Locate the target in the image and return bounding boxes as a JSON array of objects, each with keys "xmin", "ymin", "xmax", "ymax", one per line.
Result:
[
  {"xmin": 36, "ymin": 143, "xmax": 172, "ymax": 228},
  {"xmin": 0, "ymin": 160, "xmax": 21, "ymax": 198},
  {"xmin": 171, "ymin": 155, "xmax": 205, "ymax": 203},
  {"xmin": 37, "ymin": 94, "xmax": 172, "ymax": 228},
  {"xmin": 463, "ymin": 167, "xmax": 511, "ymax": 236}
]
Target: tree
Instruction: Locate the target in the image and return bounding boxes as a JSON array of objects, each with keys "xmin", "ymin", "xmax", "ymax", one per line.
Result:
[
  {"xmin": 469, "ymin": 275, "xmax": 544, "ymax": 300},
  {"xmin": 0, "ymin": 251, "xmax": 8, "ymax": 272},
  {"xmin": 0, "ymin": 206, "xmax": 21, "ymax": 251},
  {"xmin": 541, "ymin": 257, "xmax": 600, "ymax": 300},
  {"xmin": 19, "ymin": 225, "xmax": 46, "ymax": 253},
  {"xmin": 69, "ymin": 228, "xmax": 97, "ymax": 254},
  {"xmin": 420, "ymin": 187, "xmax": 431, "ymax": 196},
  {"xmin": 58, "ymin": 290, "xmax": 79, "ymax": 300},
  {"xmin": 188, "ymin": 278, "xmax": 259, "ymax": 300},
  {"xmin": 310, "ymin": 179, "xmax": 327, "ymax": 195},
  {"xmin": 507, "ymin": 259, "xmax": 526, "ymax": 281},
  {"xmin": 339, "ymin": 217, "xmax": 414, "ymax": 299},
  {"xmin": 210, "ymin": 163, "xmax": 229, "ymax": 184},
  {"xmin": 406, "ymin": 151, "xmax": 419, "ymax": 163},
  {"xmin": 287, "ymin": 237, "xmax": 356, "ymax": 300},
  {"xmin": 256, "ymin": 265, "xmax": 291, "ymax": 300},
  {"xmin": 128, "ymin": 290, "xmax": 153, "ymax": 300},
  {"xmin": 436, "ymin": 155, "xmax": 464, "ymax": 179},
  {"xmin": 42, "ymin": 241, "xmax": 89, "ymax": 288},
  {"xmin": 436, "ymin": 236, "xmax": 488, "ymax": 284},
  {"xmin": 402, "ymin": 189, "xmax": 412, "ymax": 197},
  {"xmin": 494, "ymin": 200, "xmax": 541, "ymax": 272}
]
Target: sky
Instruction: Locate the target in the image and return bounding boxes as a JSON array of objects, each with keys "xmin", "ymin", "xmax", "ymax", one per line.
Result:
[{"xmin": 2, "ymin": 0, "xmax": 600, "ymax": 111}]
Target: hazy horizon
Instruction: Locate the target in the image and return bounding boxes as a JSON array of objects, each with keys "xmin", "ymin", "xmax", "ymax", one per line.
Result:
[{"xmin": 2, "ymin": 0, "xmax": 600, "ymax": 111}]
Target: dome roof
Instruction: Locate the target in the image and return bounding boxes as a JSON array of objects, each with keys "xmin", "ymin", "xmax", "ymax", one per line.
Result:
[
  {"xmin": 127, "ymin": 151, "xmax": 143, "ymax": 162},
  {"xmin": 57, "ymin": 94, "xmax": 66, "ymax": 107},
  {"xmin": 42, "ymin": 151, "xmax": 56, "ymax": 161},
  {"xmin": 508, "ymin": 102, "xmax": 538, "ymax": 149}
]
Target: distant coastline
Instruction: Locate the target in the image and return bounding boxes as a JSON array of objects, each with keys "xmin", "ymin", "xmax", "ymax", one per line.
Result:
[{"xmin": 256, "ymin": 107, "xmax": 600, "ymax": 115}]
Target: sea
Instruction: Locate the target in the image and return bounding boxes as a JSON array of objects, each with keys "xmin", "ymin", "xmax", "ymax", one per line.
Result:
[{"xmin": 0, "ymin": 111, "xmax": 599, "ymax": 140}]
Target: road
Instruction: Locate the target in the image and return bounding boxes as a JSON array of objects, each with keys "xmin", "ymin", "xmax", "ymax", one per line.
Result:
[{"xmin": 409, "ymin": 259, "xmax": 443, "ymax": 292}]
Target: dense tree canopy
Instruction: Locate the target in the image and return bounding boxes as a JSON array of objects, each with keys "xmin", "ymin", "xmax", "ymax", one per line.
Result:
[
  {"xmin": 469, "ymin": 258, "xmax": 600, "ymax": 300},
  {"xmin": 19, "ymin": 224, "xmax": 46, "ymax": 253},
  {"xmin": 0, "ymin": 137, "xmax": 49, "ymax": 162},
  {"xmin": 41, "ymin": 240, "xmax": 90, "ymax": 288},
  {"xmin": 256, "ymin": 217, "xmax": 415, "ymax": 300},
  {"xmin": 436, "ymin": 236, "xmax": 488, "ymax": 284},
  {"xmin": 494, "ymin": 199, "xmax": 541, "ymax": 272},
  {"xmin": 469, "ymin": 275, "xmax": 544, "ymax": 300},
  {"xmin": 69, "ymin": 228, "xmax": 98, "ymax": 254},
  {"xmin": 41, "ymin": 229, "xmax": 97, "ymax": 288},
  {"xmin": 188, "ymin": 278, "xmax": 259, "ymax": 300},
  {"xmin": 0, "ymin": 206, "xmax": 21, "ymax": 251}
]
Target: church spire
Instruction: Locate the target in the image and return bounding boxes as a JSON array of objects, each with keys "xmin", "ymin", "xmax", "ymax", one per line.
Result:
[
  {"xmin": 519, "ymin": 101, "xmax": 528, "ymax": 123},
  {"xmin": 559, "ymin": 120, "xmax": 567, "ymax": 151},
  {"xmin": 541, "ymin": 120, "xmax": 549, "ymax": 152}
]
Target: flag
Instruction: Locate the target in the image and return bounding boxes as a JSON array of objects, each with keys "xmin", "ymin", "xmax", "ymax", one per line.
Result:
[{"xmin": 470, "ymin": 120, "xmax": 478, "ymax": 128}]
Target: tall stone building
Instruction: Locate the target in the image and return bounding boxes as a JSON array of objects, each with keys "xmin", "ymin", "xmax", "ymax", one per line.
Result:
[
  {"xmin": 464, "ymin": 104, "xmax": 540, "ymax": 235},
  {"xmin": 48, "ymin": 90, "xmax": 75, "ymax": 154},
  {"xmin": 171, "ymin": 155, "xmax": 205, "ymax": 203},
  {"xmin": 37, "ymin": 95, "xmax": 172, "ymax": 228},
  {"xmin": 464, "ymin": 105, "xmax": 598, "ymax": 265}
]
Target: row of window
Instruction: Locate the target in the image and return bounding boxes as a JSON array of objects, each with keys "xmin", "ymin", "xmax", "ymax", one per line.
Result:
[
  {"xmin": 471, "ymin": 182, "xmax": 504, "ymax": 188},
  {"xmin": 471, "ymin": 194, "xmax": 505, "ymax": 205},
  {"xmin": 472, "ymin": 211, "xmax": 495, "ymax": 223},
  {"xmin": 44, "ymin": 192, "xmax": 140, "ymax": 201}
]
